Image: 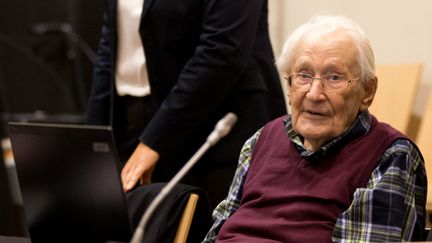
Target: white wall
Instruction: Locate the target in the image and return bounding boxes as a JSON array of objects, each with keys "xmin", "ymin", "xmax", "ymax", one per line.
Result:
[{"xmin": 268, "ymin": 0, "xmax": 432, "ymax": 116}]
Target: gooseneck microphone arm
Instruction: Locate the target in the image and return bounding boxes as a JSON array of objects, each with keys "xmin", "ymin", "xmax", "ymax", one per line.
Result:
[{"xmin": 130, "ymin": 112, "xmax": 238, "ymax": 243}]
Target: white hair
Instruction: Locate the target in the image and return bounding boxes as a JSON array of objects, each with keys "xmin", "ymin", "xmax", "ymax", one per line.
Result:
[{"xmin": 276, "ymin": 13, "xmax": 375, "ymax": 84}]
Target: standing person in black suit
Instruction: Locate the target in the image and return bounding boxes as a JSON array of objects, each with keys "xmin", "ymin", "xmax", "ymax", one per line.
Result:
[{"xmin": 86, "ymin": 0, "xmax": 286, "ymax": 208}]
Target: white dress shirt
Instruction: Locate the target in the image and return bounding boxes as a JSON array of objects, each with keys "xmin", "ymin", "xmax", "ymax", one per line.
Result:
[{"xmin": 115, "ymin": 0, "xmax": 150, "ymax": 97}]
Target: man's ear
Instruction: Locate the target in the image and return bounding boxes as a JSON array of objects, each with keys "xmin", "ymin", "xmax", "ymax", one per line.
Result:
[{"xmin": 360, "ymin": 76, "xmax": 377, "ymax": 111}]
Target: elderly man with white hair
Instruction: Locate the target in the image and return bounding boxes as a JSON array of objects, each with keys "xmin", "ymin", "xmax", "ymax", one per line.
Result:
[{"xmin": 202, "ymin": 13, "xmax": 427, "ymax": 243}]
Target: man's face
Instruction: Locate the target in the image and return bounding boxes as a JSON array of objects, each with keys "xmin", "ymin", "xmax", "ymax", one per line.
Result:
[{"xmin": 288, "ymin": 33, "xmax": 369, "ymax": 150}]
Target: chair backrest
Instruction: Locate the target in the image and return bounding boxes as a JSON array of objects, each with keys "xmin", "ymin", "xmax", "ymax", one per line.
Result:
[
  {"xmin": 369, "ymin": 63, "xmax": 423, "ymax": 137},
  {"xmin": 416, "ymin": 92, "xmax": 432, "ymax": 218}
]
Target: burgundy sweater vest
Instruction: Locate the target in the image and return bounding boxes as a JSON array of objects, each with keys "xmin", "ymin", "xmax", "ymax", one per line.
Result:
[{"xmin": 217, "ymin": 115, "xmax": 405, "ymax": 243}]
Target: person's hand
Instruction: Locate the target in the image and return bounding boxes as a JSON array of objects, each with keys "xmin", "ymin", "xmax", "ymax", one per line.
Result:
[{"xmin": 120, "ymin": 142, "xmax": 160, "ymax": 192}]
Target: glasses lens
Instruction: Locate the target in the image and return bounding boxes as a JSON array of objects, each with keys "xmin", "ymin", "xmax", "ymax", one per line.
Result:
[
  {"xmin": 291, "ymin": 73, "xmax": 311, "ymax": 92},
  {"xmin": 322, "ymin": 74, "xmax": 347, "ymax": 93}
]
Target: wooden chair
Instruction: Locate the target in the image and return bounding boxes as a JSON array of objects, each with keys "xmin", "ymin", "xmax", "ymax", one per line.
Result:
[
  {"xmin": 173, "ymin": 193, "xmax": 199, "ymax": 243},
  {"xmin": 369, "ymin": 63, "xmax": 423, "ymax": 137},
  {"xmin": 416, "ymin": 92, "xmax": 432, "ymax": 225}
]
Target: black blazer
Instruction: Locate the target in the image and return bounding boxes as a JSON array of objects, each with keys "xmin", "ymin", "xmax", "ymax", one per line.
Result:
[{"xmin": 86, "ymin": 0, "xmax": 286, "ymax": 175}]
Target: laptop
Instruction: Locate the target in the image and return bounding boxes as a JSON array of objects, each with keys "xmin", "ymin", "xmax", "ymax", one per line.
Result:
[{"xmin": 7, "ymin": 122, "xmax": 132, "ymax": 243}]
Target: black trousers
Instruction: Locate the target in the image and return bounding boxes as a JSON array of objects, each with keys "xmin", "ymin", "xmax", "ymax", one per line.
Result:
[{"xmin": 115, "ymin": 95, "xmax": 155, "ymax": 164}]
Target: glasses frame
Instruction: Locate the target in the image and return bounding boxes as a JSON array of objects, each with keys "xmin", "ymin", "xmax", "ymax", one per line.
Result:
[{"xmin": 284, "ymin": 73, "xmax": 359, "ymax": 94}]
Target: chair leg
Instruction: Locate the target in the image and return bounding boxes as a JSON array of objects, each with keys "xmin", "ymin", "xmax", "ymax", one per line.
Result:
[{"xmin": 173, "ymin": 193, "xmax": 199, "ymax": 243}]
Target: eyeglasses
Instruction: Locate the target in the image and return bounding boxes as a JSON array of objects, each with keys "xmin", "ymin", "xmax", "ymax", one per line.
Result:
[{"xmin": 285, "ymin": 73, "xmax": 358, "ymax": 94}]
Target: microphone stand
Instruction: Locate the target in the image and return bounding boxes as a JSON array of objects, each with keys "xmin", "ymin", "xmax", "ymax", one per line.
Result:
[{"xmin": 130, "ymin": 113, "xmax": 238, "ymax": 243}]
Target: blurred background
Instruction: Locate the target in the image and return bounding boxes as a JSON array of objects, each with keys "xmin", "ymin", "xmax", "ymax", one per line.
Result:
[
  {"xmin": 0, "ymin": 0, "xmax": 104, "ymax": 236},
  {"xmin": 1, "ymin": 0, "xmax": 432, "ymax": 237},
  {"xmin": 0, "ymin": 0, "xmax": 104, "ymax": 131}
]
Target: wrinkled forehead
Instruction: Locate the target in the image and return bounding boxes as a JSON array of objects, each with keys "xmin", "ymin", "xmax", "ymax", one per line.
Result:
[{"xmin": 293, "ymin": 31, "xmax": 360, "ymax": 72}]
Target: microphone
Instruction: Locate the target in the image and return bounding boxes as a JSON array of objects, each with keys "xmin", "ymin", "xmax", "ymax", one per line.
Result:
[{"xmin": 130, "ymin": 112, "xmax": 238, "ymax": 243}]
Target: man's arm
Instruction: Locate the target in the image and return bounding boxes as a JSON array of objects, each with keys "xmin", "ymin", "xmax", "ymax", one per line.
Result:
[
  {"xmin": 123, "ymin": 0, "xmax": 271, "ymax": 191},
  {"xmin": 140, "ymin": 0, "xmax": 268, "ymax": 162},
  {"xmin": 332, "ymin": 139, "xmax": 427, "ymax": 242}
]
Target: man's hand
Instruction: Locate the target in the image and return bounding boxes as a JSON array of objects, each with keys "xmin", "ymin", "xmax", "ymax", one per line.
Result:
[{"xmin": 120, "ymin": 142, "xmax": 160, "ymax": 192}]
